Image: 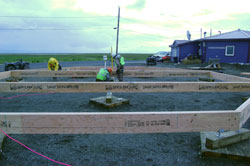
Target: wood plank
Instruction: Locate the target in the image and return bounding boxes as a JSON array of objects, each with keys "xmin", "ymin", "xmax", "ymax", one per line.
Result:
[
  {"xmin": 241, "ymin": 72, "xmax": 250, "ymax": 76},
  {"xmin": 10, "ymin": 70, "xmax": 210, "ymax": 78},
  {"xmin": 0, "ymin": 71, "xmax": 11, "ymax": 80},
  {"xmin": 62, "ymin": 66, "xmax": 187, "ymax": 71},
  {"xmin": 1, "ymin": 82, "xmax": 250, "ymax": 93},
  {"xmin": 210, "ymin": 71, "xmax": 250, "ymax": 82},
  {"xmin": 237, "ymin": 98, "xmax": 250, "ymax": 127},
  {"xmin": 0, "ymin": 111, "xmax": 240, "ymax": 134}
]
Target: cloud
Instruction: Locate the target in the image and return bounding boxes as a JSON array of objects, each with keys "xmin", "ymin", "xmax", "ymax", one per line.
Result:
[
  {"xmin": 126, "ymin": 0, "xmax": 146, "ymax": 10},
  {"xmin": 203, "ymin": 13, "xmax": 250, "ymax": 33},
  {"xmin": 0, "ymin": 0, "xmax": 249, "ymax": 53}
]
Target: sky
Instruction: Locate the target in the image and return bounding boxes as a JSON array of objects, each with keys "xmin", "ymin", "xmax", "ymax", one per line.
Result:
[{"xmin": 0, "ymin": 0, "xmax": 250, "ymax": 53}]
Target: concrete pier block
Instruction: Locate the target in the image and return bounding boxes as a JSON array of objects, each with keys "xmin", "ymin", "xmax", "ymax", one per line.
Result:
[
  {"xmin": 90, "ymin": 96, "xmax": 129, "ymax": 108},
  {"xmin": 200, "ymin": 131, "xmax": 250, "ymax": 161},
  {"xmin": 206, "ymin": 128, "xmax": 250, "ymax": 150}
]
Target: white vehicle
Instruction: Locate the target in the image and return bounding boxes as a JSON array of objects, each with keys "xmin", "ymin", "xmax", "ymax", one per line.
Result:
[{"xmin": 153, "ymin": 51, "xmax": 171, "ymax": 62}]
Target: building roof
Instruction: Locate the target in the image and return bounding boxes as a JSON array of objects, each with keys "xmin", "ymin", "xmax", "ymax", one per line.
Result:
[
  {"xmin": 169, "ymin": 40, "xmax": 190, "ymax": 47},
  {"xmin": 169, "ymin": 29, "xmax": 250, "ymax": 48},
  {"xmin": 203, "ymin": 29, "xmax": 250, "ymax": 40}
]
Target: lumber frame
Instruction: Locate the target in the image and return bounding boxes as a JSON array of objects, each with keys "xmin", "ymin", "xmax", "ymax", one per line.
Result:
[
  {"xmin": 0, "ymin": 111, "xmax": 240, "ymax": 134},
  {"xmin": 62, "ymin": 66, "xmax": 189, "ymax": 71},
  {"xmin": 10, "ymin": 70, "xmax": 210, "ymax": 78},
  {"xmin": 1, "ymin": 67, "xmax": 250, "ymax": 134}
]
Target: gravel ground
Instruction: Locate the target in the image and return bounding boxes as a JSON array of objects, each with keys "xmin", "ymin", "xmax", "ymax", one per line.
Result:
[{"xmin": 0, "ymin": 61, "xmax": 250, "ymax": 166}]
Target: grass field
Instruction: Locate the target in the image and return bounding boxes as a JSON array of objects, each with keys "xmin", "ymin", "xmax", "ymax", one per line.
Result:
[{"xmin": 0, "ymin": 53, "xmax": 151, "ymax": 64}]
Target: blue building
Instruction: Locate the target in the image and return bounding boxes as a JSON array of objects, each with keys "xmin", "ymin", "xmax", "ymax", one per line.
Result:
[{"xmin": 169, "ymin": 29, "xmax": 250, "ymax": 63}]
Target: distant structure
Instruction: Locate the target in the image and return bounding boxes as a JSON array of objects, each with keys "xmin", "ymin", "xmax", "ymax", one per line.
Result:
[
  {"xmin": 187, "ymin": 30, "xmax": 191, "ymax": 40},
  {"xmin": 203, "ymin": 32, "xmax": 207, "ymax": 38},
  {"xmin": 169, "ymin": 29, "xmax": 250, "ymax": 63}
]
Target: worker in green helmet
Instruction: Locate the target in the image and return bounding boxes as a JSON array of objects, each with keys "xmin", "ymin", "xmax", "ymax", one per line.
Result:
[
  {"xmin": 96, "ymin": 67, "xmax": 113, "ymax": 81},
  {"xmin": 112, "ymin": 54, "xmax": 125, "ymax": 82}
]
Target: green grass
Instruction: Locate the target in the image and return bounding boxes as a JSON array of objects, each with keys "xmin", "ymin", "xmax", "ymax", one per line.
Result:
[{"xmin": 0, "ymin": 53, "xmax": 151, "ymax": 64}]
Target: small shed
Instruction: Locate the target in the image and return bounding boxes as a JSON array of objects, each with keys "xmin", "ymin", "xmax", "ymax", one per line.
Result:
[{"xmin": 170, "ymin": 29, "xmax": 250, "ymax": 63}]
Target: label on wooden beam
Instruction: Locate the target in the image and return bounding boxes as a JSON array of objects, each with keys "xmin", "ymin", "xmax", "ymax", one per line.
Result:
[{"xmin": 1, "ymin": 82, "xmax": 250, "ymax": 93}]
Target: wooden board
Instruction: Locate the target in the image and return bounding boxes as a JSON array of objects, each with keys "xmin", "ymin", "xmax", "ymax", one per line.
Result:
[
  {"xmin": 10, "ymin": 70, "xmax": 210, "ymax": 78},
  {"xmin": 241, "ymin": 72, "xmax": 250, "ymax": 76},
  {"xmin": 0, "ymin": 111, "xmax": 240, "ymax": 134},
  {"xmin": 210, "ymin": 71, "xmax": 250, "ymax": 82},
  {"xmin": 0, "ymin": 71, "xmax": 10, "ymax": 80},
  {"xmin": 62, "ymin": 66, "xmax": 188, "ymax": 71},
  {"xmin": 237, "ymin": 98, "xmax": 250, "ymax": 127},
  {"xmin": 1, "ymin": 82, "xmax": 250, "ymax": 93}
]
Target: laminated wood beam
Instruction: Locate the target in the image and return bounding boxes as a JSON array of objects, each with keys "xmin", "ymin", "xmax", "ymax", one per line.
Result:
[
  {"xmin": 0, "ymin": 71, "xmax": 10, "ymax": 80},
  {"xmin": 237, "ymin": 98, "xmax": 250, "ymax": 127},
  {"xmin": 241, "ymin": 72, "xmax": 250, "ymax": 76},
  {"xmin": 0, "ymin": 111, "xmax": 240, "ymax": 134},
  {"xmin": 1, "ymin": 82, "xmax": 250, "ymax": 93},
  {"xmin": 10, "ymin": 70, "xmax": 210, "ymax": 78},
  {"xmin": 62, "ymin": 66, "xmax": 188, "ymax": 71},
  {"xmin": 210, "ymin": 71, "xmax": 250, "ymax": 82}
]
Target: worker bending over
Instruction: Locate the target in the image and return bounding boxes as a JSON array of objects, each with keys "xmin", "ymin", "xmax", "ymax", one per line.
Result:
[
  {"xmin": 48, "ymin": 57, "xmax": 62, "ymax": 71},
  {"xmin": 112, "ymin": 54, "xmax": 125, "ymax": 82},
  {"xmin": 96, "ymin": 67, "xmax": 113, "ymax": 82}
]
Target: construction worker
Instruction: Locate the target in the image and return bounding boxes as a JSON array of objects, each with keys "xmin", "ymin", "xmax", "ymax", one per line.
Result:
[
  {"xmin": 96, "ymin": 67, "xmax": 113, "ymax": 82},
  {"xmin": 48, "ymin": 57, "xmax": 62, "ymax": 71},
  {"xmin": 112, "ymin": 54, "xmax": 125, "ymax": 81}
]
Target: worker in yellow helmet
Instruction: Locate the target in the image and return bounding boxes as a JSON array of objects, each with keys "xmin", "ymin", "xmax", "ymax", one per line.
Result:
[
  {"xmin": 96, "ymin": 67, "xmax": 113, "ymax": 82},
  {"xmin": 48, "ymin": 57, "xmax": 62, "ymax": 71},
  {"xmin": 112, "ymin": 54, "xmax": 125, "ymax": 81}
]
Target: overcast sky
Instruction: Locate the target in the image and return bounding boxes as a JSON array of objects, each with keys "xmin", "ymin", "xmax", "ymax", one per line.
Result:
[{"xmin": 0, "ymin": 0, "xmax": 249, "ymax": 53}]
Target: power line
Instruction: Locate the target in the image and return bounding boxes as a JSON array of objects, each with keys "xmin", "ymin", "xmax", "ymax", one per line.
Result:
[
  {"xmin": 0, "ymin": 15, "xmax": 116, "ymax": 19},
  {"xmin": 0, "ymin": 27, "xmax": 113, "ymax": 31}
]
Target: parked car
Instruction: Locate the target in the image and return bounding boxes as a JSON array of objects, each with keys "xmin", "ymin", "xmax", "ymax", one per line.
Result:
[
  {"xmin": 146, "ymin": 55, "xmax": 157, "ymax": 65},
  {"xmin": 153, "ymin": 51, "xmax": 171, "ymax": 62},
  {"xmin": 4, "ymin": 59, "xmax": 30, "ymax": 71}
]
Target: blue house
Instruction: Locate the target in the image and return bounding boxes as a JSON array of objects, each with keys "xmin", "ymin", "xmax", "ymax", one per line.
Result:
[{"xmin": 169, "ymin": 29, "xmax": 250, "ymax": 63}]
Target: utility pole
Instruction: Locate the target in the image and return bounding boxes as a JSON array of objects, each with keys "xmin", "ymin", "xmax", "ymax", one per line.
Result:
[{"xmin": 115, "ymin": 6, "xmax": 120, "ymax": 56}]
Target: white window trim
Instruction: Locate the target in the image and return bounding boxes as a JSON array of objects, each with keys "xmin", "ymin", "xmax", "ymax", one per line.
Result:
[{"xmin": 225, "ymin": 46, "xmax": 235, "ymax": 56}]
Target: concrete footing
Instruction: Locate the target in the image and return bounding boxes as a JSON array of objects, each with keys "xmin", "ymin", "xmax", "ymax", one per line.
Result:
[
  {"xmin": 206, "ymin": 128, "xmax": 250, "ymax": 150},
  {"xmin": 89, "ymin": 96, "xmax": 129, "ymax": 108},
  {"xmin": 200, "ymin": 130, "xmax": 250, "ymax": 161}
]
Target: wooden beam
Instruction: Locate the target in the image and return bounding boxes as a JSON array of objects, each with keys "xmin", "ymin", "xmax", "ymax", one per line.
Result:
[
  {"xmin": 1, "ymin": 82, "xmax": 250, "ymax": 93},
  {"xmin": 0, "ymin": 111, "xmax": 240, "ymax": 134},
  {"xmin": 11, "ymin": 70, "xmax": 98, "ymax": 78},
  {"xmin": 210, "ymin": 71, "xmax": 250, "ymax": 82},
  {"xmin": 10, "ymin": 70, "xmax": 210, "ymax": 78},
  {"xmin": 0, "ymin": 71, "xmax": 11, "ymax": 80},
  {"xmin": 241, "ymin": 72, "xmax": 250, "ymax": 76},
  {"xmin": 62, "ymin": 66, "xmax": 188, "ymax": 71},
  {"xmin": 237, "ymin": 98, "xmax": 250, "ymax": 128}
]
